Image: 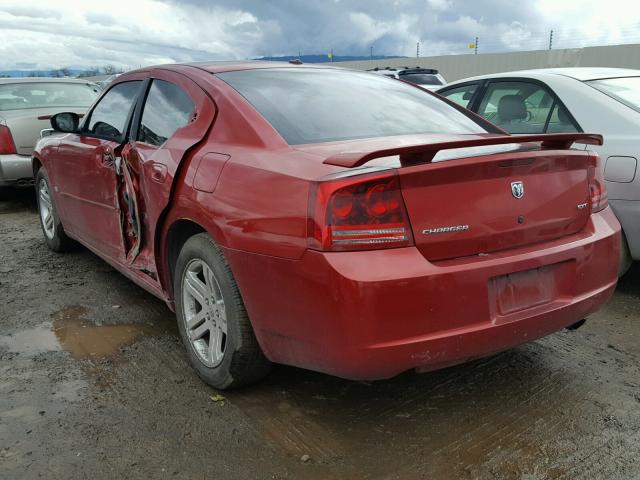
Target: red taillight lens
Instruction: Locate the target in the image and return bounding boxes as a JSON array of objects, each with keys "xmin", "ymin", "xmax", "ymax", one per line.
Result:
[
  {"xmin": 308, "ymin": 171, "xmax": 414, "ymax": 251},
  {"xmin": 590, "ymin": 181, "xmax": 608, "ymax": 212},
  {"xmin": 0, "ymin": 125, "xmax": 17, "ymax": 155},
  {"xmin": 590, "ymin": 153, "xmax": 608, "ymax": 212}
]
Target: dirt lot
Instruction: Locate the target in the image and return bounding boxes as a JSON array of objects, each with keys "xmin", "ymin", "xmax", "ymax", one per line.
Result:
[{"xmin": 1, "ymin": 188, "xmax": 639, "ymax": 480}]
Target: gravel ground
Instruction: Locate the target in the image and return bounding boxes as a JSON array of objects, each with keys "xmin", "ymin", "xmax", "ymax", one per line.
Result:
[{"xmin": 1, "ymin": 187, "xmax": 640, "ymax": 480}]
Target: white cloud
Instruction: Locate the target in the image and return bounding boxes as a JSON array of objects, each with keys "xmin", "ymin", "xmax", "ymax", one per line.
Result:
[
  {"xmin": 426, "ymin": 0, "xmax": 451, "ymax": 12},
  {"xmin": 535, "ymin": 0, "xmax": 640, "ymax": 47},
  {"xmin": 0, "ymin": 0, "xmax": 638, "ymax": 71},
  {"xmin": 500, "ymin": 22, "xmax": 533, "ymax": 50},
  {"xmin": 0, "ymin": 0, "xmax": 264, "ymax": 69}
]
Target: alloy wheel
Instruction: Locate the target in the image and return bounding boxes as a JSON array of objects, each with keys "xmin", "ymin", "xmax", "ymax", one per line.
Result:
[
  {"xmin": 181, "ymin": 259, "xmax": 227, "ymax": 367},
  {"xmin": 38, "ymin": 178, "xmax": 55, "ymax": 239}
]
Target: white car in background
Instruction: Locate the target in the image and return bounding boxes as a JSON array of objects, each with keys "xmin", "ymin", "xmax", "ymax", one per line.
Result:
[
  {"xmin": 368, "ymin": 67, "xmax": 447, "ymax": 90},
  {"xmin": 438, "ymin": 68, "xmax": 640, "ymax": 274},
  {"xmin": 0, "ymin": 78, "xmax": 100, "ymax": 187}
]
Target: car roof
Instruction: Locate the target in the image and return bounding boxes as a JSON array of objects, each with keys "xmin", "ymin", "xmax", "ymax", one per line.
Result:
[
  {"xmin": 118, "ymin": 60, "xmax": 354, "ymax": 78},
  {"xmin": 172, "ymin": 60, "xmax": 338, "ymax": 74},
  {"xmin": 444, "ymin": 67, "xmax": 640, "ymax": 86},
  {"xmin": 0, "ymin": 77, "xmax": 97, "ymax": 85}
]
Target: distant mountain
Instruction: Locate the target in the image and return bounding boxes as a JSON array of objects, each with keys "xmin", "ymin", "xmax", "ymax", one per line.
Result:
[
  {"xmin": 0, "ymin": 68, "xmax": 86, "ymax": 78},
  {"xmin": 0, "ymin": 67, "xmax": 120, "ymax": 78},
  {"xmin": 0, "ymin": 55, "xmax": 407, "ymax": 77},
  {"xmin": 255, "ymin": 54, "xmax": 406, "ymax": 63}
]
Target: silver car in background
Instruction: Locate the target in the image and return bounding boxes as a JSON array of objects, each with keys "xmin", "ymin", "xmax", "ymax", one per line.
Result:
[
  {"xmin": 0, "ymin": 78, "xmax": 100, "ymax": 187},
  {"xmin": 438, "ymin": 68, "xmax": 640, "ymax": 274}
]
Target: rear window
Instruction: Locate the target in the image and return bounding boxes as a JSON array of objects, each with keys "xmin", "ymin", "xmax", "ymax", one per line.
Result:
[
  {"xmin": 218, "ymin": 68, "xmax": 486, "ymax": 145},
  {"xmin": 0, "ymin": 82, "xmax": 100, "ymax": 111},
  {"xmin": 399, "ymin": 73, "xmax": 444, "ymax": 86},
  {"xmin": 587, "ymin": 77, "xmax": 640, "ymax": 112}
]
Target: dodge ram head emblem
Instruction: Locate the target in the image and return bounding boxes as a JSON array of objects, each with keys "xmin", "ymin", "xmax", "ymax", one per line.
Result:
[{"xmin": 511, "ymin": 181, "xmax": 524, "ymax": 199}]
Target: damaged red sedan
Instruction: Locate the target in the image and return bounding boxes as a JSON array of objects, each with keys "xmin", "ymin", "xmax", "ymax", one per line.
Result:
[{"xmin": 33, "ymin": 62, "xmax": 620, "ymax": 389}]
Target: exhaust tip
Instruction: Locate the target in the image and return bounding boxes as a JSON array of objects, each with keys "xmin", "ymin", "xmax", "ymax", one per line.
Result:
[
  {"xmin": 15, "ymin": 178, "xmax": 35, "ymax": 188},
  {"xmin": 566, "ymin": 319, "xmax": 587, "ymax": 331}
]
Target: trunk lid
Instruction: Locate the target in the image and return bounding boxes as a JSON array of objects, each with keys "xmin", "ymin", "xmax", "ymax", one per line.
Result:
[
  {"xmin": 311, "ymin": 132, "xmax": 602, "ymax": 260},
  {"xmin": 1, "ymin": 107, "xmax": 88, "ymax": 155},
  {"xmin": 398, "ymin": 149, "xmax": 592, "ymax": 261}
]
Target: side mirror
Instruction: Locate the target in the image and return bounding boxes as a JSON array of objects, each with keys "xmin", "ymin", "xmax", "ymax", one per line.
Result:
[{"xmin": 50, "ymin": 112, "xmax": 80, "ymax": 133}]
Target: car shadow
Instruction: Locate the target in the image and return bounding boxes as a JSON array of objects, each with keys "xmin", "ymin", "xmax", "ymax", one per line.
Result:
[
  {"xmin": 0, "ymin": 187, "xmax": 36, "ymax": 213},
  {"xmin": 616, "ymin": 261, "xmax": 640, "ymax": 295},
  {"xmin": 223, "ymin": 343, "xmax": 581, "ymax": 467}
]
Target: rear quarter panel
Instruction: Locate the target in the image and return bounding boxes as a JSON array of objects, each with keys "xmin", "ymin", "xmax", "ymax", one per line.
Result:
[
  {"xmin": 160, "ymin": 69, "xmax": 340, "ymax": 261},
  {"xmin": 4, "ymin": 107, "xmax": 90, "ymax": 156},
  {"xmin": 157, "ymin": 69, "xmax": 341, "ymax": 300},
  {"xmin": 164, "ymin": 147, "xmax": 313, "ymax": 260}
]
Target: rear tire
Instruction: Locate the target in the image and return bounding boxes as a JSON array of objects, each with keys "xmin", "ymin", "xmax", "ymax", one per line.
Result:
[
  {"xmin": 35, "ymin": 168, "xmax": 74, "ymax": 252},
  {"xmin": 174, "ymin": 233, "xmax": 271, "ymax": 389}
]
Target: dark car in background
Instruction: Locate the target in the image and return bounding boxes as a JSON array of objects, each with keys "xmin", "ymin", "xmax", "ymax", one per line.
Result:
[{"xmin": 367, "ymin": 66, "xmax": 446, "ymax": 90}]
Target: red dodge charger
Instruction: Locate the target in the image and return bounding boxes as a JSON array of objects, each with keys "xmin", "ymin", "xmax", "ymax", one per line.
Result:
[{"xmin": 33, "ymin": 62, "xmax": 620, "ymax": 389}]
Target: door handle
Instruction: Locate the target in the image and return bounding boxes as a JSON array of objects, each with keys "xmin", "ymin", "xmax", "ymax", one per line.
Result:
[{"xmin": 101, "ymin": 149, "xmax": 115, "ymax": 167}]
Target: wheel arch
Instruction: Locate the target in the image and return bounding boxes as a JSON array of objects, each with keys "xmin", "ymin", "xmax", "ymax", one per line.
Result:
[
  {"xmin": 32, "ymin": 155, "xmax": 43, "ymax": 177},
  {"xmin": 158, "ymin": 215, "xmax": 228, "ymax": 306},
  {"xmin": 162, "ymin": 219, "xmax": 205, "ymax": 298}
]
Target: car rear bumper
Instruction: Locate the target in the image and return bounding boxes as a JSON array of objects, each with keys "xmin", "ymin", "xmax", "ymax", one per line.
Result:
[
  {"xmin": 0, "ymin": 154, "xmax": 33, "ymax": 187},
  {"xmin": 225, "ymin": 207, "xmax": 620, "ymax": 380}
]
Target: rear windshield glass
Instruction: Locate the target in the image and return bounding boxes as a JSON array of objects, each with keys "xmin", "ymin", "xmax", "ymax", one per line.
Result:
[
  {"xmin": 0, "ymin": 82, "xmax": 100, "ymax": 111},
  {"xmin": 399, "ymin": 73, "xmax": 444, "ymax": 86},
  {"xmin": 218, "ymin": 68, "xmax": 486, "ymax": 145},
  {"xmin": 587, "ymin": 77, "xmax": 640, "ymax": 112}
]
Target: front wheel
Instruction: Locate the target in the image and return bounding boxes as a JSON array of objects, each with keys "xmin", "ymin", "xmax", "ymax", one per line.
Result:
[
  {"xmin": 35, "ymin": 168, "xmax": 74, "ymax": 252},
  {"xmin": 174, "ymin": 233, "xmax": 271, "ymax": 389}
]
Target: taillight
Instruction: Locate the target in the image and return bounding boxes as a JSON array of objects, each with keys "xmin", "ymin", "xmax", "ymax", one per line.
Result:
[
  {"xmin": 308, "ymin": 171, "xmax": 414, "ymax": 251},
  {"xmin": 589, "ymin": 153, "xmax": 608, "ymax": 212},
  {"xmin": 0, "ymin": 125, "xmax": 17, "ymax": 155}
]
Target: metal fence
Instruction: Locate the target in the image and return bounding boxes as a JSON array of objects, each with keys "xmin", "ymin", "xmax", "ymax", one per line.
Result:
[{"xmin": 323, "ymin": 43, "xmax": 640, "ymax": 82}]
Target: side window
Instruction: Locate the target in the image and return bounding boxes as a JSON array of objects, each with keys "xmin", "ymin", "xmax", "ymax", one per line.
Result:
[
  {"xmin": 476, "ymin": 81, "xmax": 578, "ymax": 134},
  {"xmin": 439, "ymin": 84, "xmax": 478, "ymax": 108},
  {"xmin": 137, "ymin": 80, "xmax": 194, "ymax": 147},
  {"xmin": 546, "ymin": 103, "xmax": 579, "ymax": 133},
  {"xmin": 87, "ymin": 81, "xmax": 142, "ymax": 139}
]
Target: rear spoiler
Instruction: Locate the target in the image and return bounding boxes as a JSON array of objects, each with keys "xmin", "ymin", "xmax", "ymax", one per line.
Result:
[{"xmin": 323, "ymin": 133, "xmax": 603, "ymax": 168}]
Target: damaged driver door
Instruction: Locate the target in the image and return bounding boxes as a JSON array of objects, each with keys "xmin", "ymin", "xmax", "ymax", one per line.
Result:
[{"xmin": 116, "ymin": 70, "xmax": 215, "ymax": 282}]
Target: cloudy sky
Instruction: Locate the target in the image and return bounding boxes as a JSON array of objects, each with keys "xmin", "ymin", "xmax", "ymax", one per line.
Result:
[{"xmin": 0, "ymin": 0, "xmax": 639, "ymax": 70}]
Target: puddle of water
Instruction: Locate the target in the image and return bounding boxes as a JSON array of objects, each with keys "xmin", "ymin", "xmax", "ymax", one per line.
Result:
[
  {"xmin": 51, "ymin": 305, "xmax": 172, "ymax": 359},
  {"xmin": 0, "ymin": 305, "xmax": 175, "ymax": 359}
]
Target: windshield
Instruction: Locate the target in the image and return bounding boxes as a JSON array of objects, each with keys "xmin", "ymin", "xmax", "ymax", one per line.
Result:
[
  {"xmin": 218, "ymin": 68, "xmax": 486, "ymax": 145},
  {"xmin": 399, "ymin": 73, "xmax": 444, "ymax": 86},
  {"xmin": 587, "ymin": 77, "xmax": 640, "ymax": 112},
  {"xmin": 0, "ymin": 82, "xmax": 100, "ymax": 111}
]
